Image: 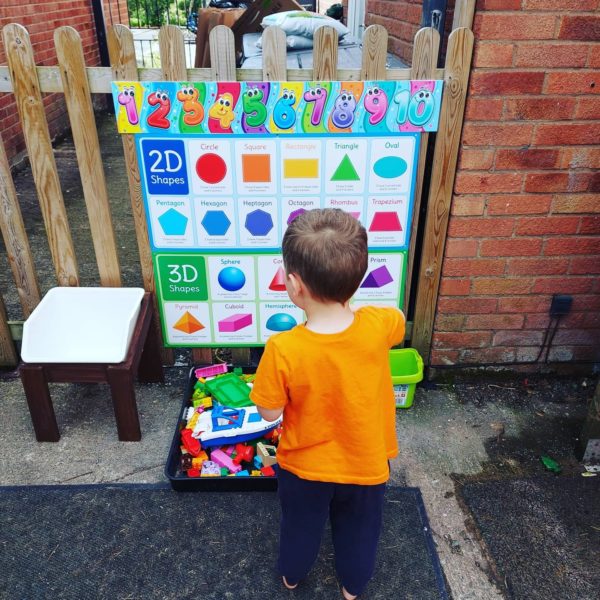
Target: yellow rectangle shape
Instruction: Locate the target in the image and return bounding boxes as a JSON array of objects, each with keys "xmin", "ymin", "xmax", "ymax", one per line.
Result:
[{"xmin": 283, "ymin": 158, "xmax": 319, "ymax": 179}]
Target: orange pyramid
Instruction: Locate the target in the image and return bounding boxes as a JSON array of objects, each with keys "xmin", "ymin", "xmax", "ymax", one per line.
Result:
[
  {"xmin": 173, "ymin": 311, "xmax": 205, "ymax": 334},
  {"xmin": 269, "ymin": 266, "xmax": 286, "ymax": 291}
]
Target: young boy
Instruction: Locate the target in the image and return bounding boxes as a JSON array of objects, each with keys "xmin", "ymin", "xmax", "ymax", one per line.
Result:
[{"xmin": 250, "ymin": 208, "xmax": 405, "ymax": 599}]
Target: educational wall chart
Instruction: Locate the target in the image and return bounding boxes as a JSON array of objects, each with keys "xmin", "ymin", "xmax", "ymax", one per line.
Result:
[{"xmin": 112, "ymin": 80, "xmax": 443, "ymax": 347}]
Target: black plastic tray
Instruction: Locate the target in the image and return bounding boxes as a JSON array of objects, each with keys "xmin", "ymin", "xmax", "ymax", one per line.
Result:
[{"xmin": 165, "ymin": 366, "xmax": 278, "ymax": 492}]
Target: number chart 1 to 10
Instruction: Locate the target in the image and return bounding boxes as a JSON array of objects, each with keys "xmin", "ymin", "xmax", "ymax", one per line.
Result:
[{"xmin": 112, "ymin": 80, "xmax": 443, "ymax": 347}]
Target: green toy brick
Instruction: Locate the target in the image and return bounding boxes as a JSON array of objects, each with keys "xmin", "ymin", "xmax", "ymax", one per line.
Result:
[{"xmin": 204, "ymin": 372, "xmax": 253, "ymax": 408}]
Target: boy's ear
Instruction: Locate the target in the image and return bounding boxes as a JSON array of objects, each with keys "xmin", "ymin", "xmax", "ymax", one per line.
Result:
[{"xmin": 287, "ymin": 272, "xmax": 303, "ymax": 296}]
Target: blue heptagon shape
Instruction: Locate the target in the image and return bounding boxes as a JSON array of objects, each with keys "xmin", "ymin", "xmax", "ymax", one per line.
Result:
[
  {"xmin": 266, "ymin": 313, "xmax": 297, "ymax": 332},
  {"xmin": 218, "ymin": 267, "xmax": 246, "ymax": 292},
  {"xmin": 373, "ymin": 156, "xmax": 407, "ymax": 179}
]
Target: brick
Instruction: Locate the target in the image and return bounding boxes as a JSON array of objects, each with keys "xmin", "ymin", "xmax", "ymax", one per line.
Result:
[
  {"xmin": 439, "ymin": 278, "xmax": 471, "ymax": 296},
  {"xmin": 464, "ymin": 97, "xmax": 504, "ymax": 121},
  {"xmin": 589, "ymin": 45, "xmax": 600, "ymax": 68},
  {"xmin": 559, "ymin": 148, "xmax": 600, "ymax": 169},
  {"xmin": 532, "ymin": 277, "xmax": 595, "ymax": 294},
  {"xmin": 487, "ymin": 195, "xmax": 552, "ymax": 216},
  {"xmin": 451, "ymin": 196, "xmax": 486, "ymax": 216},
  {"xmin": 445, "ymin": 239, "xmax": 478, "ymax": 257},
  {"xmin": 480, "ymin": 238, "xmax": 543, "ymax": 257},
  {"xmin": 437, "ymin": 297, "xmax": 498, "ymax": 314},
  {"xmin": 524, "ymin": 314, "xmax": 553, "ymax": 329},
  {"xmin": 499, "ymin": 295, "xmax": 552, "ymax": 313},
  {"xmin": 455, "ymin": 173, "xmax": 522, "ymax": 195},
  {"xmin": 448, "ymin": 217, "xmax": 515, "ymax": 238},
  {"xmin": 460, "ymin": 348, "xmax": 517, "ymax": 364},
  {"xmin": 443, "ymin": 258, "xmax": 506, "ymax": 277},
  {"xmin": 465, "ymin": 314, "xmax": 524, "ymax": 330},
  {"xmin": 472, "ymin": 278, "xmax": 533, "ymax": 295},
  {"xmin": 579, "ymin": 216, "xmax": 600, "ymax": 234},
  {"xmin": 524, "ymin": 172, "xmax": 591, "ymax": 193},
  {"xmin": 570, "ymin": 256, "xmax": 600, "ymax": 274},
  {"xmin": 505, "ymin": 97, "xmax": 576, "ymax": 121},
  {"xmin": 558, "ymin": 16, "xmax": 600, "ymax": 41},
  {"xmin": 544, "ymin": 237, "xmax": 600, "ymax": 255},
  {"xmin": 433, "ymin": 331, "xmax": 492, "ymax": 349},
  {"xmin": 471, "ymin": 71, "xmax": 545, "ymax": 96},
  {"xmin": 507, "ymin": 257, "xmax": 569, "ymax": 275},
  {"xmin": 493, "ymin": 330, "xmax": 545, "ymax": 347},
  {"xmin": 434, "ymin": 315, "xmax": 466, "ymax": 332},
  {"xmin": 429, "ymin": 350, "xmax": 460, "ymax": 366},
  {"xmin": 495, "ymin": 149, "xmax": 560, "ymax": 171},
  {"xmin": 548, "ymin": 345, "xmax": 600, "ymax": 362},
  {"xmin": 524, "ymin": 0, "xmax": 599, "ymax": 9},
  {"xmin": 515, "ymin": 216, "xmax": 580, "ymax": 235},
  {"xmin": 575, "ymin": 97, "xmax": 600, "ymax": 119},
  {"xmin": 553, "ymin": 329, "xmax": 600, "ymax": 345},
  {"xmin": 515, "ymin": 43, "xmax": 590, "ymax": 68},
  {"xmin": 462, "ymin": 123, "xmax": 533, "ymax": 146},
  {"xmin": 473, "ymin": 43, "xmax": 514, "ymax": 68},
  {"xmin": 545, "ymin": 71, "xmax": 600, "ymax": 95},
  {"xmin": 475, "ymin": 13, "xmax": 556, "ymax": 40},
  {"xmin": 575, "ymin": 295, "xmax": 600, "ymax": 311},
  {"xmin": 478, "ymin": 0, "xmax": 521, "ymax": 9},
  {"xmin": 553, "ymin": 194, "xmax": 599, "ymax": 214},
  {"xmin": 458, "ymin": 149, "xmax": 495, "ymax": 171}
]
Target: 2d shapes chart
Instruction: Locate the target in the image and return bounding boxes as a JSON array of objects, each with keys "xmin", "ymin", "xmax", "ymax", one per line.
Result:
[
  {"xmin": 369, "ymin": 136, "xmax": 416, "ymax": 195},
  {"xmin": 163, "ymin": 301, "xmax": 212, "ymax": 345},
  {"xmin": 238, "ymin": 198, "xmax": 279, "ymax": 248},
  {"xmin": 366, "ymin": 196, "xmax": 409, "ymax": 249},
  {"xmin": 235, "ymin": 140, "xmax": 277, "ymax": 195},
  {"xmin": 195, "ymin": 199, "xmax": 236, "ymax": 247},
  {"xmin": 369, "ymin": 212, "xmax": 402, "ymax": 232},
  {"xmin": 282, "ymin": 198, "xmax": 319, "ymax": 233},
  {"xmin": 140, "ymin": 138, "xmax": 189, "ymax": 196},
  {"xmin": 188, "ymin": 139, "xmax": 233, "ymax": 195},
  {"xmin": 257, "ymin": 255, "xmax": 288, "ymax": 300},
  {"xmin": 259, "ymin": 302, "xmax": 304, "ymax": 342},
  {"xmin": 158, "ymin": 208, "xmax": 188, "ymax": 235},
  {"xmin": 325, "ymin": 139, "xmax": 367, "ymax": 195},
  {"xmin": 281, "ymin": 139, "xmax": 322, "ymax": 194},
  {"xmin": 213, "ymin": 302, "xmax": 258, "ymax": 343},
  {"xmin": 324, "ymin": 196, "xmax": 364, "ymax": 223},
  {"xmin": 208, "ymin": 255, "xmax": 255, "ymax": 301},
  {"xmin": 154, "ymin": 254, "xmax": 208, "ymax": 303},
  {"xmin": 355, "ymin": 253, "xmax": 405, "ymax": 304}
]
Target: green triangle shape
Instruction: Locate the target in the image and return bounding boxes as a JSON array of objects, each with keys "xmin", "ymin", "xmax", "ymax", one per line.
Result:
[{"xmin": 331, "ymin": 154, "xmax": 360, "ymax": 182}]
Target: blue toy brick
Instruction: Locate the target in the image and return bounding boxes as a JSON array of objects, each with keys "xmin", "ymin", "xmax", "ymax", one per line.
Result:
[
  {"xmin": 202, "ymin": 210, "xmax": 231, "ymax": 236},
  {"xmin": 245, "ymin": 209, "xmax": 274, "ymax": 236},
  {"xmin": 158, "ymin": 208, "xmax": 188, "ymax": 235}
]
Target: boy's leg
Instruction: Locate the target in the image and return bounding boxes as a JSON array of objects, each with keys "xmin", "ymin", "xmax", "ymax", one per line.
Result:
[
  {"xmin": 329, "ymin": 482, "xmax": 386, "ymax": 597},
  {"xmin": 277, "ymin": 467, "xmax": 333, "ymax": 584}
]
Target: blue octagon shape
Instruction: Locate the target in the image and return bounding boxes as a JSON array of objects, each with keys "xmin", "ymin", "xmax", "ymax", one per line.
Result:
[
  {"xmin": 158, "ymin": 208, "xmax": 188, "ymax": 235},
  {"xmin": 245, "ymin": 209, "xmax": 274, "ymax": 236},
  {"xmin": 202, "ymin": 210, "xmax": 231, "ymax": 236}
]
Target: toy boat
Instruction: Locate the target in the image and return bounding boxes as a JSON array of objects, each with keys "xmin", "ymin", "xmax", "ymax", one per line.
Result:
[{"xmin": 189, "ymin": 405, "xmax": 283, "ymax": 447}]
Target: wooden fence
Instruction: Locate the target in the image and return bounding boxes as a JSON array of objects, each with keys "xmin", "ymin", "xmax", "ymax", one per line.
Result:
[{"xmin": 0, "ymin": 1, "xmax": 475, "ymax": 368}]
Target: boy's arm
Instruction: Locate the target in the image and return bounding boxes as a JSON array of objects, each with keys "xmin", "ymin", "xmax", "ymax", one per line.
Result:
[
  {"xmin": 256, "ymin": 405, "xmax": 284, "ymax": 422},
  {"xmin": 250, "ymin": 338, "xmax": 288, "ymax": 421}
]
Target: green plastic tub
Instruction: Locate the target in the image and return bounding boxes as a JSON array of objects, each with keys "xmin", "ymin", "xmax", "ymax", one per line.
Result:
[{"xmin": 389, "ymin": 348, "xmax": 424, "ymax": 408}]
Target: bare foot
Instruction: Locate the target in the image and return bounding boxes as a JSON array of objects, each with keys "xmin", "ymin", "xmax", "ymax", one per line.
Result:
[
  {"xmin": 342, "ymin": 587, "xmax": 357, "ymax": 600},
  {"xmin": 282, "ymin": 576, "xmax": 298, "ymax": 590}
]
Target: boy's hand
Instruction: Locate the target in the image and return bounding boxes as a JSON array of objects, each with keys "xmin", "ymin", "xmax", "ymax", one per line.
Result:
[{"xmin": 256, "ymin": 405, "xmax": 284, "ymax": 422}]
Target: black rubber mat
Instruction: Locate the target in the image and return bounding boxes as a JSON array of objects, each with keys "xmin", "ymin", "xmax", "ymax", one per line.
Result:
[
  {"xmin": 459, "ymin": 476, "xmax": 600, "ymax": 600},
  {"xmin": 0, "ymin": 484, "xmax": 447, "ymax": 599}
]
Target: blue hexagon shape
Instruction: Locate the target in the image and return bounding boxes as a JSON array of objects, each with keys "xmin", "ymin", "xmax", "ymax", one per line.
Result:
[
  {"xmin": 201, "ymin": 210, "xmax": 231, "ymax": 236},
  {"xmin": 158, "ymin": 208, "xmax": 188, "ymax": 235},
  {"xmin": 245, "ymin": 209, "xmax": 273, "ymax": 236}
]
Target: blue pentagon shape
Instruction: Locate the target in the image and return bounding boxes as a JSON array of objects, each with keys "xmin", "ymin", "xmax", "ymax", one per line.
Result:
[
  {"xmin": 245, "ymin": 209, "xmax": 273, "ymax": 236},
  {"xmin": 158, "ymin": 208, "xmax": 188, "ymax": 235},
  {"xmin": 202, "ymin": 210, "xmax": 231, "ymax": 236}
]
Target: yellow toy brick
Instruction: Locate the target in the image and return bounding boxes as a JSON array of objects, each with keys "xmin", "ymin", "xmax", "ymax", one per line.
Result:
[{"xmin": 251, "ymin": 470, "xmax": 262, "ymax": 477}]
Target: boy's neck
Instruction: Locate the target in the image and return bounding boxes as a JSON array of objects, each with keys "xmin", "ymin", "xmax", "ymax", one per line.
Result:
[{"xmin": 304, "ymin": 298, "xmax": 354, "ymax": 334}]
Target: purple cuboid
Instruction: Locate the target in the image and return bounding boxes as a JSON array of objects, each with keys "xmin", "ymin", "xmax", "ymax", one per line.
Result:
[
  {"xmin": 218, "ymin": 313, "xmax": 253, "ymax": 332},
  {"xmin": 361, "ymin": 265, "xmax": 393, "ymax": 288}
]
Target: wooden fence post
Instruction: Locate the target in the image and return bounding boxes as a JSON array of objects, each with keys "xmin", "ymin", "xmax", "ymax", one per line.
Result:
[
  {"xmin": 55, "ymin": 26, "xmax": 122, "ymax": 288},
  {"xmin": 2, "ymin": 23, "xmax": 79, "ymax": 287},
  {"xmin": 313, "ymin": 26, "xmax": 339, "ymax": 81},
  {"xmin": 0, "ymin": 292, "xmax": 17, "ymax": 367},
  {"xmin": 0, "ymin": 134, "xmax": 41, "ymax": 318},
  {"xmin": 412, "ymin": 27, "xmax": 474, "ymax": 363},
  {"xmin": 360, "ymin": 24, "xmax": 388, "ymax": 80}
]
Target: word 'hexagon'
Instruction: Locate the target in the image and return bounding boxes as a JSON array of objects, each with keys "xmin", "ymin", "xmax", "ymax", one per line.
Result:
[
  {"xmin": 245, "ymin": 209, "xmax": 274, "ymax": 236},
  {"xmin": 201, "ymin": 210, "xmax": 231, "ymax": 236},
  {"xmin": 158, "ymin": 208, "xmax": 188, "ymax": 235}
]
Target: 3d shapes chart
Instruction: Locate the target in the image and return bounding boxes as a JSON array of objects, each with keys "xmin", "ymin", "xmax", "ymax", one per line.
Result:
[{"xmin": 112, "ymin": 79, "xmax": 444, "ymax": 346}]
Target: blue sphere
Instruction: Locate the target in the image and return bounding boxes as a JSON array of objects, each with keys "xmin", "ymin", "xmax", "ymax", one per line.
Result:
[{"xmin": 218, "ymin": 267, "xmax": 246, "ymax": 291}]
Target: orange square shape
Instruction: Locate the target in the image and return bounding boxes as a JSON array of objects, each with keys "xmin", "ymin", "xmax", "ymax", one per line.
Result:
[{"xmin": 242, "ymin": 154, "xmax": 271, "ymax": 183}]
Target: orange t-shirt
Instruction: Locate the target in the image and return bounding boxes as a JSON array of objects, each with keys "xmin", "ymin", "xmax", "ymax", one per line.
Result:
[{"xmin": 250, "ymin": 306, "xmax": 405, "ymax": 485}]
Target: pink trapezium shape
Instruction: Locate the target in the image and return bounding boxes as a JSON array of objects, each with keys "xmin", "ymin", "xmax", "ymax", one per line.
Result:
[
  {"xmin": 287, "ymin": 208, "xmax": 307, "ymax": 225},
  {"xmin": 369, "ymin": 211, "xmax": 402, "ymax": 232},
  {"xmin": 361, "ymin": 265, "xmax": 393, "ymax": 288},
  {"xmin": 269, "ymin": 266, "xmax": 286, "ymax": 291},
  {"xmin": 218, "ymin": 313, "xmax": 253, "ymax": 332}
]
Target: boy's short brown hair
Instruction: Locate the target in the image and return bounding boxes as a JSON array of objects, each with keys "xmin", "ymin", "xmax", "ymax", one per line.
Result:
[{"xmin": 282, "ymin": 208, "xmax": 368, "ymax": 303}]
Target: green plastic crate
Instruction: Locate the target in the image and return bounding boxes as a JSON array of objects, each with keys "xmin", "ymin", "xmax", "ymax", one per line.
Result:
[{"xmin": 389, "ymin": 348, "xmax": 424, "ymax": 408}]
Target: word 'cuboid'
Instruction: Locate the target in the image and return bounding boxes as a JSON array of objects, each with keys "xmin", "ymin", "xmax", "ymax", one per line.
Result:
[{"xmin": 112, "ymin": 80, "xmax": 443, "ymax": 347}]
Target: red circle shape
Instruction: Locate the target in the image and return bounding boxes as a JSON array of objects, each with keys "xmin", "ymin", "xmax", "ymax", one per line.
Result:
[{"xmin": 196, "ymin": 153, "xmax": 227, "ymax": 184}]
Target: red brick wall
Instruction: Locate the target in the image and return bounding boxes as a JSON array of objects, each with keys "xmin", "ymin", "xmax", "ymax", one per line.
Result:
[
  {"xmin": 431, "ymin": 1, "xmax": 600, "ymax": 367},
  {"xmin": 0, "ymin": 1, "xmax": 127, "ymax": 164}
]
